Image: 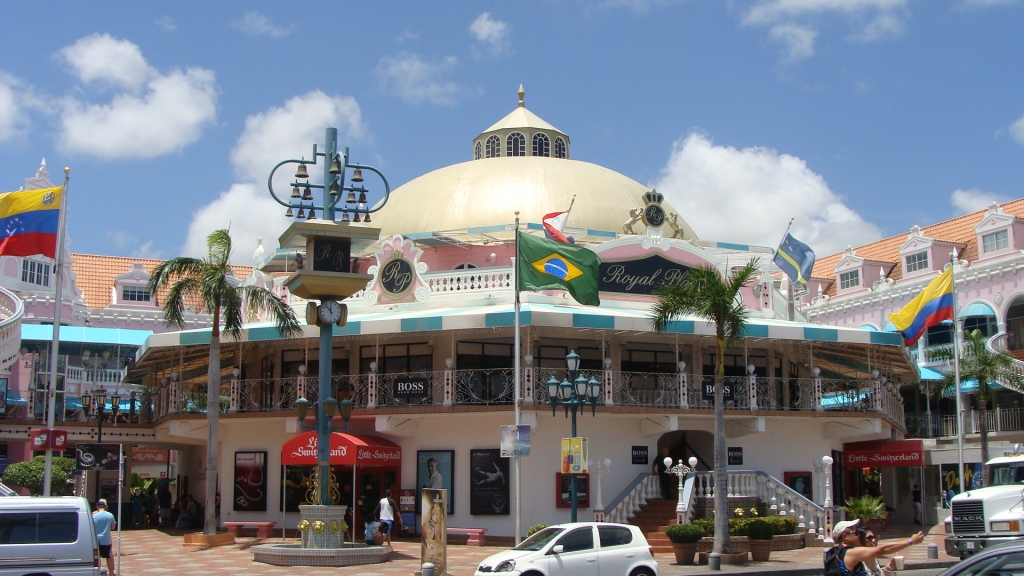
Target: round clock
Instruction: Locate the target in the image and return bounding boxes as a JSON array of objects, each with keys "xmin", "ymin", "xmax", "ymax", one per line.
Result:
[
  {"xmin": 642, "ymin": 204, "xmax": 666, "ymax": 228},
  {"xmin": 318, "ymin": 300, "xmax": 343, "ymax": 324}
]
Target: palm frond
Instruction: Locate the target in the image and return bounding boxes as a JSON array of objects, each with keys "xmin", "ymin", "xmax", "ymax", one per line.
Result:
[
  {"xmin": 206, "ymin": 229, "xmax": 233, "ymax": 267},
  {"xmin": 220, "ymin": 288, "xmax": 245, "ymax": 341},
  {"xmin": 147, "ymin": 257, "xmax": 205, "ymax": 293},
  {"xmin": 161, "ymin": 277, "xmax": 202, "ymax": 329},
  {"xmin": 239, "ymin": 286, "xmax": 302, "ymax": 338}
]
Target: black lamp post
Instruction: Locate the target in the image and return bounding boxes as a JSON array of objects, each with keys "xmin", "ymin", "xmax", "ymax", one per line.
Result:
[
  {"xmin": 547, "ymin": 349, "xmax": 602, "ymax": 522},
  {"xmin": 81, "ymin": 390, "xmax": 120, "ymax": 504}
]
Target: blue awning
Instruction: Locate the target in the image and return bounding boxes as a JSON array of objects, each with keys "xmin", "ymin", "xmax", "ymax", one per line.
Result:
[
  {"xmin": 919, "ymin": 366, "xmax": 945, "ymax": 380},
  {"xmin": 959, "ymin": 301, "xmax": 996, "ymax": 319},
  {"xmin": 21, "ymin": 324, "xmax": 152, "ymax": 345},
  {"xmin": 944, "ymin": 378, "xmax": 1003, "ymax": 395},
  {"xmin": 859, "ymin": 324, "xmax": 879, "ymax": 331},
  {"xmin": 883, "ymin": 322, "xmax": 898, "ymax": 332},
  {"xmin": 3, "ymin": 392, "xmax": 27, "ymax": 406}
]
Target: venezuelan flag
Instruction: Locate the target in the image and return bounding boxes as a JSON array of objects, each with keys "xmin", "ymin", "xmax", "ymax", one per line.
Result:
[
  {"xmin": 888, "ymin": 267, "xmax": 954, "ymax": 346},
  {"xmin": 0, "ymin": 186, "xmax": 63, "ymax": 259}
]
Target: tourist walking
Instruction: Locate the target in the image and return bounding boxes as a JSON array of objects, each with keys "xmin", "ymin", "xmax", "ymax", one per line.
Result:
[
  {"xmin": 912, "ymin": 484, "xmax": 922, "ymax": 525},
  {"xmin": 654, "ymin": 447, "xmax": 672, "ymax": 500},
  {"xmin": 93, "ymin": 499, "xmax": 116, "ymax": 576}
]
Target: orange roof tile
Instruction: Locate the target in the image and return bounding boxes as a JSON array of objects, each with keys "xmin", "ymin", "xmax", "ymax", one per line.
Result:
[
  {"xmin": 812, "ymin": 198, "xmax": 1024, "ymax": 287},
  {"xmin": 71, "ymin": 253, "xmax": 253, "ymax": 310}
]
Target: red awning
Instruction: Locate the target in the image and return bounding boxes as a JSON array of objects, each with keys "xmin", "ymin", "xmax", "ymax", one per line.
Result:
[
  {"xmin": 281, "ymin": 432, "xmax": 401, "ymax": 467},
  {"xmin": 843, "ymin": 440, "xmax": 924, "ymax": 468}
]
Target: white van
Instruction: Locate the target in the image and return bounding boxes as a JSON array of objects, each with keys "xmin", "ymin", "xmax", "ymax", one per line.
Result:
[{"xmin": 0, "ymin": 496, "xmax": 101, "ymax": 575}]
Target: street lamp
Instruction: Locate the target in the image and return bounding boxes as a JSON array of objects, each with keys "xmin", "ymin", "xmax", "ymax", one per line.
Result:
[
  {"xmin": 547, "ymin": 349, "xmax": 602, "ymax": 522},
  {"xmin": 81, "ymin": 390, "xmax": 120, "ymax": 504},
  {"xmin": 590, "ymin": 458, "xmax": 612, "ymax": 521},
  {"xmin": 667, "ymin": 456, "xmax": 699, "ymax": 524}
]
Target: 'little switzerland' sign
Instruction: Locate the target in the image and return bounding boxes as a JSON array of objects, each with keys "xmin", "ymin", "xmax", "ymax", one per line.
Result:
[
  {"xmin": 280, "ymin": 431, "xmax": 401, "ymax": 466},
  {"xmin": 843, "ymin": 439, "xmax": 924, "ymax": 467}
]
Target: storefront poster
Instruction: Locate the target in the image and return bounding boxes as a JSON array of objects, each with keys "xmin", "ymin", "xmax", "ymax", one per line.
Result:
[
  {"xmin": 417, "ymin": 450, "xmax": 454, "ymax": 513},
  {"xmin": 421, "ymin": 488, "xmax": 447, "ymax": 575},
  {"xmin": 940, "ymin": 463, "xmax": 983, "ymax": 508},
  {"xmin": 500, "ymin": 425, "xmax": 531, "ymax": 457},
  {"xmin": 233, "ymin": 451, "xmax": 268, "ymax": 511},
  {"xmin": 785, "ymin": 471, "xmax": 813, "ymax": 500},
  {"xmin": 0, "ymin": 377, "xmax": 7, "ymax": 415},
  {"xmin": 470, "ymin": 449, "xmax": 509, "ymax": 515},
  {"xmin": 560, "ymin": 438, "xmax": 587, "ymax": 474},
  {"xmin": 76, "ymin": 443, "xmax": 121, "ymax": 471}
]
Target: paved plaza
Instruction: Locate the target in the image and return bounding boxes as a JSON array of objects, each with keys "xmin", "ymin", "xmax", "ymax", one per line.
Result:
[{"xmin": 113, "ymin": 523, "xmax": 958, "ymax": 576}]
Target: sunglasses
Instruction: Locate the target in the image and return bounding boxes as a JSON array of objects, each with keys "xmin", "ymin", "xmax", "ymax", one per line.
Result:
[{"xmin": 866, "ymin": 535, "xmax": 877, "ymax": 541}]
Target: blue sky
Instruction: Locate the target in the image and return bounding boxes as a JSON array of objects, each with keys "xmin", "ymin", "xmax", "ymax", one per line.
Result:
[{"xmin": 1, "ymin": 1, "xmax": 1022, "ymax": 262}]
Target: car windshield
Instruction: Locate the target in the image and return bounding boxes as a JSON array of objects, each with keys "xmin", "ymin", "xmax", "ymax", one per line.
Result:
[
  {"xmin": 990, "ymin": 463, "xmax": 1024, "ymax": 486},
  {"xmin": 515, "ymin": 527, "xmax": 565, "ymax": 551}
]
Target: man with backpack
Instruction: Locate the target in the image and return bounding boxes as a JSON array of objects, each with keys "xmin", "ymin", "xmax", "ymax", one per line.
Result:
[
  {"xmin": 372, "ymin": 489, "xmax": 401, "ymax": 545},
  {"xmin": 824, "ymin": 519, "xmax": 925, "ymax": 575}
]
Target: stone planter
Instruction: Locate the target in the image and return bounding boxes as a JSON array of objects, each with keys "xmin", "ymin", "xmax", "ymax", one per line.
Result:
[
  {"xmin": 749, "ymin": 540, "xmax": 772, "ymax": 562},
  {"xmin": 672, "ymin": 542, "xmax": 698, "ymax": 565}
]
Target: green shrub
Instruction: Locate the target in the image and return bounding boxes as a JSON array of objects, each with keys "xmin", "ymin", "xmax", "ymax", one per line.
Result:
[
  {"xmin": 747, "ymin": 519, "xmax": 774, "ymax": 540},
  {"xmin": 527, "ymin": 524, "xmax": 548, "ymax": 537},
  {"xmin": 768, "ymin": 516, "xmax": 797, "ymax": 535},
  {"xmin": 691, "ymin": 515, "xmax": 796, "ymax": 536},
  {"xmin": 840, "ymin": 495, "xmax": 887, "ymax": 524},
  {"xmin": 693, "ymin": 518, "xmax": 714, "ymax": 535},
  {"xmin": 2, "ymin": 456, "xmax": 76, "ymax": 495},
  {"xmin": 665, "ymin": 523, "xmax": 705, "ymax": 544}
]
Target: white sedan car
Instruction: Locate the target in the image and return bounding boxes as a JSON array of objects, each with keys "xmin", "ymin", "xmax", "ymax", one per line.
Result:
[{"xmin": 474, "ymin": 522, "xmax": 658, "ymax": 576}]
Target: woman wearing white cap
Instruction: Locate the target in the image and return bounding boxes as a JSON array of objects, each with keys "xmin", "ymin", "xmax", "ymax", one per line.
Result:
[{"xmin": 825, "ymin": 519, "xmax": 925, "ymax": 575}]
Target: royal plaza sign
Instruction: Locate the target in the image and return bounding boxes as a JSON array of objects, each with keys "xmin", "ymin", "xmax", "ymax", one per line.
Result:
[
  {"xmin": 844, "ymin": 440, "xmax": 924, "ymax": 468},
  {"xmin": 599, "ymin": 254, "xmax": 691, "ymax": 295}
]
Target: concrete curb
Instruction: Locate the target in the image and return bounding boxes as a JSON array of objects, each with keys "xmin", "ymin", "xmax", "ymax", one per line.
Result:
[{"xmin": 674, "ymin": 559, "xmax": 959, "ymax": 575}]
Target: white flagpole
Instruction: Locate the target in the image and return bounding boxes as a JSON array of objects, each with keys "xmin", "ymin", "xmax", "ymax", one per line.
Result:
[
  {"xmin": 43, "ymin": 170, "xmax": 70, "ymax": 497},
  {"xmin": 951, "ymin": 250, "xmax": 966, "ymax": 492},
  {"xmin": 513, "ymin": 212, "xmax": 522, "ymax": 546},
  {"xmin": 116, "ymin": 444, "xmax": 123, "ymax": 576}
]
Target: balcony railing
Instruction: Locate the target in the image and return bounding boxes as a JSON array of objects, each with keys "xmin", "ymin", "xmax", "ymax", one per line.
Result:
[{"xmin": 937, "ymin": 408, "xmax": 1024, "ymax": 437}]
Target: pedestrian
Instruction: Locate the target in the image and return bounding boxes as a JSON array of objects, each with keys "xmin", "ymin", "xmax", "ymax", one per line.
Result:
[
  {"xmin": 131, "ymin": 489, "xmax": 143, "ymax": 529},
  {"xmin": 824, "ymin": 519, "xmax": 924, "ymax": 576},
  {"xmin": 855, "ymin": 528, "xmax": 895, "ymax": 575},
  {"xmin": 92, "ymin": 499, "xmax": 117, "ymax": 576},
  {"xmin": 364, "ymin": 520, "xmax": 381, "ymax": 546},
  {"xmin": 157, "ymin": 484, "xmax": 172, "ymax": 527},
  {"xmin": 372, "ymin": 488, "xmax": 400, "ymax": 545},
  {"xmin": 912, "ymin": 484, "xmax": 922, "ymax": 525},
  {"xmin": 175, "ymin": 495, "xmax": 199, "ymax": 529},
  {"xmin": 653, "ymin": 447, "xmax": 672, "ymax": 500}
]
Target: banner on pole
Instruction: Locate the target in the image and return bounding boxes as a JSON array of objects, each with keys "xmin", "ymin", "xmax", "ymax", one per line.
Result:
[
  {"xmin": 560, "ymin": 438, "xmax": 587, "ymax": 474},
  {"xmin": 500, "ymin": 425, "xmax": 531, "ymax": 457},
  {"xmin": 76, "ymin": 443, "xmax": 121, "ymax": 471}
]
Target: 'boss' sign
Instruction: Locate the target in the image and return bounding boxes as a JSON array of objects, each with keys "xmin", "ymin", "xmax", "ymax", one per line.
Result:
[
  {"xmin": 701, "ymin": 378, "xmax": 735, "ymax": 401},
  {"xmin": 393, "ymin": 377, "xmax": 430, "ymax": 398}
]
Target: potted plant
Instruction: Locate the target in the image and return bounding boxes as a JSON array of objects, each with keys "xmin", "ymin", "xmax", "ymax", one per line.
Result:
[
  {"xmin": 746, "ymin": 519, "xmax": 774, "ymax": 562},
  {"xmin": 840, "ymin": 495, "xmax": 888, "ymax": 532},
  {"xmin": 665, "ymin": 523, "xmax": 705, "ymax": 565}
]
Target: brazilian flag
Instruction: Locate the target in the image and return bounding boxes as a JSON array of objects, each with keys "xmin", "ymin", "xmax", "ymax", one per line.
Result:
[{"xmin": 517, "ymin": 231, "xmax": 601, "ymax": 306}]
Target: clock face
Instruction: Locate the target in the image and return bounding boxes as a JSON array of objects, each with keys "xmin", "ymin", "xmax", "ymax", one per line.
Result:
[
  {"xmin": 643, "ymin": 204, "xmax": 666, "ymax": 228},
  {"xmin": 319, "ymin": 300, "xmax": 343, "ymax": 324}
]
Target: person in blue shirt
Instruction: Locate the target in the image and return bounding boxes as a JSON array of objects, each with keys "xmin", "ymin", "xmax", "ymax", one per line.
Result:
[{"xmin": 93, "ymin": 499, "xmax": 116, "ymax": 576}]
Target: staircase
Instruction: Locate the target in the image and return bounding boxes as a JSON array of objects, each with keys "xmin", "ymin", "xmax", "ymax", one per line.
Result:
[
  {"xmin": 628, "ymin": 498, "xmax": 677, "ymax": 553},
  {"xmin": 986, "ymin": 333, "xmax": 1024, "ymax": 393}
]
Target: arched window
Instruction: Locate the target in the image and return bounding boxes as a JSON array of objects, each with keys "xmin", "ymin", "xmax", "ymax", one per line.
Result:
[
  {"xmin": 474, "ymin": 141, "xmax": 482, "ymax": 160},
  {"xmin": 454, "ymin": 263, "xmax": 478, "ymax": 270},
  {"xmin": 485, "ymin": 135, "xmax": 500, "ymax": 158},
  {"xmin": 507, "ymin": 132, "xmax": 526, "ymax": 157},
  {"xmin": 554, "ymin": 137, "xmax": 567, "ymax": 159},
  {"xmin": 532, "ymin": 133, "xmax": 550, "ymax": 157}
]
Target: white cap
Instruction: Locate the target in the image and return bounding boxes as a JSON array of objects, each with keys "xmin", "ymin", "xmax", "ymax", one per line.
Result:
[{"xmin": 832, "ymin": 519, "xmax": 860, "ymax": 540}]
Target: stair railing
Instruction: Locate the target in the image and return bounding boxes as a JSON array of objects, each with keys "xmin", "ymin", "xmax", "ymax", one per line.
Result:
[
  {"xmin": 987, "ymin": 332, "xmax": 1024, "ymax": 394},
  {"xmin": 688, "ymin": 470, "xmax": 826, "ymax": 539},
  {"xmin": 603, "ymin": 473, "xmax": 660, "ymax": 524}
]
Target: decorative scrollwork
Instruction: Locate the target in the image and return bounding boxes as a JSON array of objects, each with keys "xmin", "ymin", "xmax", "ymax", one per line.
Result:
[{"xmin": 305, "ymin": 466, "xmax": 341, "ymax": 505}]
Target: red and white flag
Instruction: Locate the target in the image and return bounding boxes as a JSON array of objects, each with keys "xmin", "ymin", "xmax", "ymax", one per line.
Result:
[{"xmin": 543, "ymin": 210, "xmax": 571, "ymax": 243}]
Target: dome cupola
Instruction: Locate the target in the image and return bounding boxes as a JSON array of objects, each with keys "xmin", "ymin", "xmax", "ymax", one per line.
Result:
[{"xmin": 473, "ymin": 85, "xmax": 570, "ymax": 160}]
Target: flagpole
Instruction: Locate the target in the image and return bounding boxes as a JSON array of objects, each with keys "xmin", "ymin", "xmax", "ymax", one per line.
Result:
[
  {"xmin": 513, "ymin": 212, "xmax": 522, "ymax": 546},
  {"xmin": 951, "ymin": 249, "xmax": 966, "ymax": 492},
  {"xmin": 43, "ymin": 169, "xmax": 70, "ymax": 497}
]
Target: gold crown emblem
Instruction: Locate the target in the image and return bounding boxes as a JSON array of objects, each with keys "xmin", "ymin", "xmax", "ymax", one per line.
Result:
[{"xmin": 643, "ymin": 189, "xmax": 664, "ymax": 205}]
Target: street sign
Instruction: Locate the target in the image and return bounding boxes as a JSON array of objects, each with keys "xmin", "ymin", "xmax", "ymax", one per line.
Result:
[
  {"xmin": 30, "ymin": 428, "xmax": 67, "ymax": 451},
  {"xmin": 500, "ymin": 425, "xmax": 531, "ymax": 457}
]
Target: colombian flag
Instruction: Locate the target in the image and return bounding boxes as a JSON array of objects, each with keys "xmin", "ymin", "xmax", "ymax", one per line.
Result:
[
  {"xmin": 889, "ymin": 267, "xmax": 954, "ymax": 346},
  {"xmin": 0, "ymin": 186, "xmax": 63, "ymax": 258}
]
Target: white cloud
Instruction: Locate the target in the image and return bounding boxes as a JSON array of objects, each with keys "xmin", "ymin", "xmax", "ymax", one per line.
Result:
[
  {"xmin": 600, "ymin": 0, "xmax": 683, "ymax": 13},
  {"xmin": 155, "ymin": 16, "xmax": 177, "ymax": 32},
  {"xmin": 951, "ymin": 189, "xmax": 1008, "ymax": 215},
  {"xmin": 105, "ymin": 230, "xmax": 164, "ymax": 258},
  {"xmin": 469, "ymin": 13, "xmax": 510, "ymax": 54},
  {"xmin": 958, "ymin": 0, "xmax": 1018, "ymax": 6},
  {"xmin": 770, "ymin": 23, "xmax": 818, "ymax": 61},
  {"xmin": 231, "ymin": 12, "xmax": 295, "ymax": 37},
  {"xmin": 58, "ymin": 34, "xmax": 154, "ymax": 91},
  {"xmin": 375, "ymin": 53, "xmax": 460, "ymax": 106},
  {"xmin": 182, "ymin": 183, "xmax": 290, "ymax": 263},
  {"xmin": 56, "ymin": 35, "xmax": 217, "ymax": 159},
  {"xmin": 395, "ymin": 29, "xmax": 420, "ymax": 42},
  {"xmin": 1010, "ymin": 114, "xmax": 1024, "ymax": 144},
  {"xmin": 653, "ymin": 132, "xmax": 882, "ymax": 255},
  {"xmin": 853, "ymin": 12, "xmax": 904, "ymax": 41},
  {"xmin": 744, "ymin": 0, "xmax": 908, "ymax": 25},
  {"xmin": 185, "ymin": 91, "xmax": 365, "ymax": 263},
  {"xmin": 0, "ymin": 72, "xmax": 32, "ymax": 142}
]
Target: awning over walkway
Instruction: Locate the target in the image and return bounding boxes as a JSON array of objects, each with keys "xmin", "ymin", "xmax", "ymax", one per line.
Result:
[
  {"xmin": 844, "ymin": 439, "xmax": 924, "ymax": 467},
  {"xmin": 959, "ymin": 301, "xmax": 996, "ymax": 318},
  {"xmin": 281, "ymin": 432, "xmax": 401, "ymax": 467},
  {"xmin": 22, "ymin": 324, "xmax": 152, "ymax": 345}
]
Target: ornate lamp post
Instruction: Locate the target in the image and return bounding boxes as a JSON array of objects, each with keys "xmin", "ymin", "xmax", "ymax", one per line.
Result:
[
  {"xmin": 547, "ymin": 349, "xmax": 602, "ymax": 522},
  {"xmin": 667, "ymin": 456, "xmax": 699, "ymax": 524},
  {"xmin": 822, "ymin": 454, "xmax": 834, "ymax": 544},
  {"xmin": 81, "ymin": 390, "xmax": 120, "ymax": 504},
  {"xmin": 590, "ymin": 458, "xmax": 611, "ymax": 521}
]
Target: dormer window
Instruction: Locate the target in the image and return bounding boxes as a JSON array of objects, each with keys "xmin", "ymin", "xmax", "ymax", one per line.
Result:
[
  {"xmin": 983, "ymin": 229, "xmax": 1009, "ymax": 253},
  {"xmin": 840, "ymin": 270, "xmax": 860, "ymax": 290},
  {"xmin": 485, "ymin": 135, "xmax": 500, "ymax": 158},
  {"xmin": 507, "ymin": 132, "xmax": 525, "ymax": 157},
  {"xmin": 905, "ymin": 251, "xmax": 929, "ymax": 273},
  {"xmin": 22, "ymin": 259, "xmax": 50, "ymax": 287},
  {"xmin": 122, "ymin": 286, "xmax": 151, "ymax": 302},
  {"xmin": 555, "ymin": 137, "xmax": 567, "ymax": 159},
  {"xmin": 532, "ymin": 133, "xmax": 550, "ymax": 157},
  {"xmin": 474, "ymin": 141, "xmax": 482, "ymax": 160}
]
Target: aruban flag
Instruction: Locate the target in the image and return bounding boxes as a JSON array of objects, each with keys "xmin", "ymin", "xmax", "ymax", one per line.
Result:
[
  {"xmin": 517, "ymin": 231, "xmax": 600, "ymax": 306},
  {"xmin": 542, "ymin": 210, "xmax": 571, "ymax": 244},
  {"xmin": 888, "ymin": 267, "xmax": 954, "ymax": 346}
]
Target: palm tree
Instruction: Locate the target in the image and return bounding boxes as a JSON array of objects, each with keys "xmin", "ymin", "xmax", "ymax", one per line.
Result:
[
  {"xmin": 148, "ymin": 229, "xmax": 301, "ymax": 536},
  {"xmin": 652, "ymin": 260, "xmax": 761, "ymax": 556},
  {"xmin": 929, "ymin": 329, "xmax": 1024, "ymax": 484}
]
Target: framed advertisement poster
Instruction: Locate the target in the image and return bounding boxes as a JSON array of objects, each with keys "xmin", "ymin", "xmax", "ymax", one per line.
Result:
[
  {"xmin": 417, "ymin": 450, "xmax": 454, "ymax": 514},
  {"xmin": 784, "ymin": 471, "xmax": 813, "ymax": 500},
  {"xmin": 0, "ymin": 377, "xmax": 7, "ymax": 415},
  {"xmin": 421, "ymin": 488, "xmax": 447, "ymax": 575},
  {"xmin": 470, "ymin": 449, "xmax": 509, "ymax": 515},
  {"xmin": 234, "ymin": 451, "xmax": 268, "ymax": 511},
  {"xmin": 555, "ymin": 473, "xmax": 589, "ymax": 509}
]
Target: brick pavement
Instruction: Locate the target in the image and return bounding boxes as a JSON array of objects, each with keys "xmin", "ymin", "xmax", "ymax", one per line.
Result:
[{"xmin": 113, "ymin": 523, "xmax": 959, "ymax": 576}]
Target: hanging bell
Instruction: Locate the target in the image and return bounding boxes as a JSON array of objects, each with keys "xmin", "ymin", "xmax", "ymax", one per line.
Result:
[
  {"xmin": 290, "ymin": 186, "xmax": 300, "ymax": 198},
  {"xmin": 295, "ymin": 163, "xmax": 309, "ymax": 179},
  {"xmin": 329, "ymin": 156, "xmax": 341, "ymax": 175},
  {"xmin": 353, "ymin": 211, "xmax": 362, "ymax": 223},
  {"xmin": 306, "ymin": 207, "xmax": 315, "ymax": 220},
  {"xmin": 345, "ymin": 190, "xmax": 356, "ymax": 203},
  {"xmin": 329, "ymin": 182, "xmax": 339, "ymax": 196},
  {"xmin": 341, "ymin": 211, "xmax": 350, "ymax": 223},
  {"xmin": 285, "ymin": 207, "xmax": 294, "ymax": 218},
  {"xmin": 296, "ymin": 208, "xmax": 305, "ymax": 219},
  {"xmin": 358, "ymin": 190, "xmax": 367, "ymax": 204},
  {"xmin": 363, "ymin": 211, "xmax": 371, "ymax": 223},
  {"xmin": 302, "ymin": 185, "xmax": 313, "ymax": 201},
  {"xmin": 351, "ymin": 168, "xmax": 364, "ymax": 182}
]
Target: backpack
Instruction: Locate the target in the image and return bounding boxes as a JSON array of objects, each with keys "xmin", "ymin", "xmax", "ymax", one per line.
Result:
[{"xmin": 824, "ymin": 546, "xmax": 851, "ymax": 576}]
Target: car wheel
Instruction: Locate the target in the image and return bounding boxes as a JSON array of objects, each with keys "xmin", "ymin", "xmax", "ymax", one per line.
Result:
[
  {"xmin": 630, "ymin": 568, "xmax": 656, "ymax": 576},
  {"xmin": 521, "ymin": 572, "xmax": 545, "ymax": 576}
]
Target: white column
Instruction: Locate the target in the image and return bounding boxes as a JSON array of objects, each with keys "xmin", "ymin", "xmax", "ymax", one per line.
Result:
[
  {"xmin": 523, "ymin": 355, "xmax": 535, "ymax": 405},
  {"xmin": 168, "ymin": 373, "xmax": 180, "ymax": 414},
  {"xmin": 747, "ymin": 364, "xmax": 757, "ymax": 410},
  {"xmin": 823, "ymin": 454, "xmax": 835, "ymax": 544},
  {"xmin": 443, "ymin": 358, "xmax": 453, "ymax": 407},
  {"xmin": 229, "ymin": 370, "xmax": 240, "ymax": 413},
  {"xmin": 678, "ymin": 361, "xmax": 688, "ymax": 409},
  {"xmin": 603, "ymin": 357, "xmax": 614, "ymax": 406},
  {"xmin": 814, "ymin": 367, "xmax": 823, "ymax": 411},
  {"xmin": 367, "ymin": 362, "xmax": 378, "ymax": 408}
]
